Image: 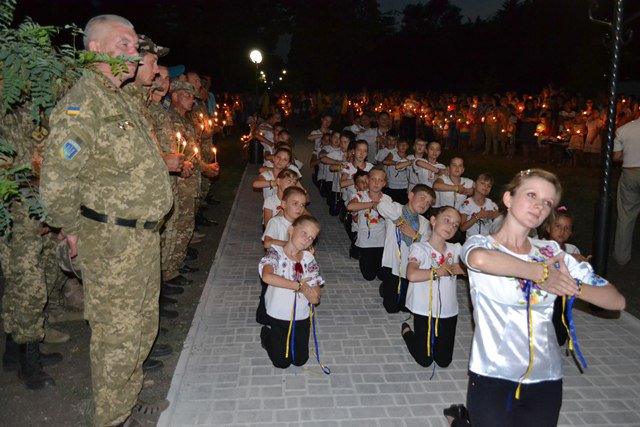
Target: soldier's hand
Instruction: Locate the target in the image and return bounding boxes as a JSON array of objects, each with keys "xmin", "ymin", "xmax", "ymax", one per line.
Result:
[
  {"xmin": 163, "ymin": 153, "xmax": 185, "ymax": 173},
  {"xmin": 181, "ymin": 161, "xmax": 194, "ymax": 178},
  {"xmin": 203, "ymin": 162, "xmax": 220, "ymax": 178},
  {"xmin": 66, "ymin": 234, "xmax": 79, "ymax": 258}
]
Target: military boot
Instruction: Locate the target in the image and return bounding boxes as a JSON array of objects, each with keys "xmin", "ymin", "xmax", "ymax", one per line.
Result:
[
  {"xmin": 18, "ymin": 342, "xmax": 56, "ymax": 389},
  {"xmin": 3, "ymin": 334, "xmax": 63, "ymax": 371}
]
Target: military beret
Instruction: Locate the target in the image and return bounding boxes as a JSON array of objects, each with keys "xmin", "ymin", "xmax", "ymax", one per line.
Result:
[
  {"xmin": 138, "ymin": 34, "xmax": 169, "ymax": 57},
  {"xmin": 170, "ymin": 81, "xmax": 197, "ymax": 96},
  {"xmin": 168, "ymin": 64, "xmax": 185, "ymax": 78}
]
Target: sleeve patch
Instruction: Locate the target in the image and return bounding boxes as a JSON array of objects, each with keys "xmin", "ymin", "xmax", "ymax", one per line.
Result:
[
  {"xmin": 66, "ymin": 106, "xmax": 81, "ymax": 116},
  {"xmin": 61, "ymin": 139, "xmax": 81, "ymax": 159}
]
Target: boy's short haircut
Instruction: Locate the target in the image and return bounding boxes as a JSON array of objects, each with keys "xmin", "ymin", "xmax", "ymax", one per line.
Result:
[
  {"xmin": 398, "ymin": 139, "xmax": 410, "ymax": 145},
  {"xmin": 282, "ymin": 186, "xmax": 306, "ymax": 201},
  {"xmin": 353, "ymin": 169, "xmax": 368, "ymax": 182},
  {"xmin": 342, "ymin": 130, "xmax": 356, "ymax": 143},
  {"xmin": 449, "ymin": 156, "xmax": 464, "ymax": 165},
  {"xmin": 414, "ymin": 138, "xmax": 428, "ymax": 145},
  {"xmin": 277, "ymin": 169, "xmax": 299, "ymax": 180},
  {"xmin": 387, "ymin": 129, "xmax": 399, "ymax": 139},
  {"xmin": 410, "ymin": 184, "xmax": 436, "ymax": 201},
  {"xmin": 427, "ymin": 140, "xmax": 441, "ymax": 149},
  {"xmin": 292, "ymin": 214, "xmax": 320, "ymax": 230},
  {"xmin": 476, "ymin": 173, "xmax": 494, "ymax": 185}
]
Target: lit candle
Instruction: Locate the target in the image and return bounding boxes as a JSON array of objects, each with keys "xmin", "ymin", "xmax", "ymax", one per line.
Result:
[
  {"xmin": 208, "ymin": 119, "xmax": 212, "ymax": 127},
  {"xmin": 181, "ymin": 140, "xmax": 186, "ymax": 154},
  {"xmin": 188, "ymin": 146, "xmax": 199, "ymax": 161},
  {"xmin": 176, "ymin": 132, "xmax": 182, "ymax": 152},
  {"xmin": 212, "ymin": 147, "xmax": 218, "ymax": 163}
]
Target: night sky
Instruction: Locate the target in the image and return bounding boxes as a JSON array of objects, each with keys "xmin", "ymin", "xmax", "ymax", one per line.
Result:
[
  {"xmin": 379, "ymin": 0, "xmax": 504, "ymax": 19},
  {"xmin": 10, "ymin": 0, "xmax": 640, "ymax": 93}
]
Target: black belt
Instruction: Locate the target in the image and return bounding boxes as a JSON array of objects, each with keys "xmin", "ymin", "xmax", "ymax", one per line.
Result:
[{"xmin": 80, "ymin": 206, "xmax": 160, "ymax": 230}]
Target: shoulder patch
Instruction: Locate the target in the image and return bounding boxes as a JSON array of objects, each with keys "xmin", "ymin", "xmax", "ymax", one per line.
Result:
[
  {"xmin": 60, "ymin": 139, "xmax": 81, "ymax": 159},
  {"xmin": 66, "ymin": 106, "xmax": 81, "ymax": 116}
]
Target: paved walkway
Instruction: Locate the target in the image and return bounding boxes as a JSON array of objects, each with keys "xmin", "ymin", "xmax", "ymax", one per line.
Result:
[{"xmin": 159, "ymin": 142, "xmax": 640, "ymax": 427}]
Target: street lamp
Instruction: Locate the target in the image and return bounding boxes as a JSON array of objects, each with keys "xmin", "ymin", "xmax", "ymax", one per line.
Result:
[
  {"xmin": 249, "ymin": 49, "xmax": 263, "ymax": 65},
  {"xmin": 249, "ymin": 50, "xmax": 262, "ymax": 112}
]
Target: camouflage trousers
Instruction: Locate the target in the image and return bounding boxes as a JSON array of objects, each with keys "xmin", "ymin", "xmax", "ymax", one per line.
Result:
[
  {"xmin": 77, "ymin": 217, "xmax": 160, "ymax": 427},
  {"xmin": 200, "ymin": 174, "xmax": 212, "ymax": 205},
  {"xmin": 160, "ymin": 197, "xmax": 180, "ymax": 281},
  {"xmin": 166, "ymin": 173, "xmax": 199, "ymax": 274},
  {"xmin": 0, "ymin": 203, "xmax": 47, "ymax": 344}
]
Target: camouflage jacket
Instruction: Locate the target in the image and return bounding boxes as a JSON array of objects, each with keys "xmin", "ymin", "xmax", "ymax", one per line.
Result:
[
  {"xmin": 0, "ymin": 105, "xmax": 46, "ymax": 174},
  {"xmin": 40, "ymin": 71, "xmax": 173, "ymax": 234}
]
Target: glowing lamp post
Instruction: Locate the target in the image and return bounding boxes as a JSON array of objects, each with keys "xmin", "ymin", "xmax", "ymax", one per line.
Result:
[{"xmin": 249, "ymin": 50, "xmax": 262, "ymax": 112}]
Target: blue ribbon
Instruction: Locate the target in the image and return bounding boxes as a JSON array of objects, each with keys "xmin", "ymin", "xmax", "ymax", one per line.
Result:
[
  {"xmin": 565, "ymin": 284, "xmax": 587, "ymax": 369},
  {"xmin": 309, "ymin": 304, "xmax": 331, "ymax": 375}
]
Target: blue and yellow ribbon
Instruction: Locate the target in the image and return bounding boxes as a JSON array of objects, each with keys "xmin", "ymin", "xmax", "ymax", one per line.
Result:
[
  {"xmin": 285, "ymin": 294, "xmax": 297, "ymax": 361},
  {"xmin": 515, "ymin": 279, "xmax": 535, "ymax": 400},
  {"xmin": 561, "ymin": 279, "xmax": 587, "ymax": 370},
  {"xmin": 309, "ymin": 304, "xmax": 331, "ymax": 375}
]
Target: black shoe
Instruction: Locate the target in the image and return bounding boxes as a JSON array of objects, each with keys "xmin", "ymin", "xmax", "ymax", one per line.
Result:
[
  {"xmin": 164, "ymin": 275, "xmax": 192, "ymax": 287},
  {"xmin": 160, "ymin": 307, "xmax": 179, "ymax": 319},
  {"xmin": 443, "ymin": 404, "xmax": 471, "ymax": 426},
  {"xmin": 184, "ymin": 252, "xmax": 197, "ymax": 262},
  {"xmin": 260, "ymin": 326, "xmax": 270, "ymax": 350},
  {"xmin": 401, "ymin": 322, "xmax": 412, "ymax": 336},
  {"xmin": 179, "ymin": 264, "xmax": 199, "ymax": 274},
  {"xmin": 161, "ymin": 284, "xmax": 184, "ymax": 295},
  {"xmin": 150, "ymin": 343, "xmax": 173, "ymax": 358},
  {"xmin": 3, "ymin": 335, "xmax": 62, "ymax": 371},
  {"xmin": 160, "ymin": 295, "xmax": 177, "ymax": 305},
  {"xmin": 142, "ymin": 358, "xmax": 163, "ymax": 373},
  {"xmin": 199, "ymin": 217, "xmax": 218, "ymax": 226},
  {"xmin": 379, "ymin": 282, "xmax": 384, "ymax": 298},
  {"xmin": 18, "ymin": 342, "xmax": 55, "ymax": 389}
]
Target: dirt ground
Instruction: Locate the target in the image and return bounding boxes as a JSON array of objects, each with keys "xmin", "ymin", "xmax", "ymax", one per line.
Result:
[{"xmin": 0, "ymin": 130, "xmax": 247, "ymax": 427}]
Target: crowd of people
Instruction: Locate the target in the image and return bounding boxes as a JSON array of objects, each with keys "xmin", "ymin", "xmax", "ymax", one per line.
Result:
[
  {"xmin": 251, "ymin": 108, "xmax": 627, "ymax": 426},
  {"xmin": 1, "ymin": 14, "xmax": 222, "ymax": 427}
]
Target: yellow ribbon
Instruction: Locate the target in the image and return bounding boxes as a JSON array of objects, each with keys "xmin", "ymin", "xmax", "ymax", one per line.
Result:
[
  {"xmin": 515, "ymin": 290, "xmax": 535, "ymax": 400},
  {"xmin": 285, "ymin": 297, "xmax": 295, "ymax": 359}
]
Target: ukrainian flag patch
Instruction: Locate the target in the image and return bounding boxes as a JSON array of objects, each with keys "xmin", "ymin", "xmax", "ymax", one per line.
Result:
[
  {"xmin": 67, "ymin": 106, "xmax": 81, "ymax": 116},
  {"xmin": 61, "ymin": 139, "xmax": 81, "ymax": 159}
]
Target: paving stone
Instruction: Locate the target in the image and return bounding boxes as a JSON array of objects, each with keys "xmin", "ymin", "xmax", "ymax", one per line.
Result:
[{"xmin": 158, "ymin": 143, "xmax": 640, "ymax": 426}]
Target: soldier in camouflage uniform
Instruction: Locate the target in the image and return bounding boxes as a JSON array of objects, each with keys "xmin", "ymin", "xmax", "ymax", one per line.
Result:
[
  {"xmin": 188, "ymin": 73, "xmax": 221, "ymax": 217},
  {"xmin": 150, "ymin": 68, "xmax": 194, "ymax": 285},
  {"xmin": 164, "ymin": 81, "xmax": 201, "ymax": 286},
  {"xmin": 0, "ymin": 105, "xmax": 64, "ymax": 389},
  {"xmin": 40, "ymin": 15, "xmax": 172, "ymax": 426}
]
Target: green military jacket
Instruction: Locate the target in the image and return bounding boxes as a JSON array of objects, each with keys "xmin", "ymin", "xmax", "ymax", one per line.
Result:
[{"xmin": 40, "ymin": 71, "xmax": 173, "ymax": 235}]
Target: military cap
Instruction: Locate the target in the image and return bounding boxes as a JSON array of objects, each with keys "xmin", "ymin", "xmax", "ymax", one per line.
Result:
[
  {"xmin": 56, "ymin": 240, "xmax": 82, "ymax": 279},
  {"xmin": 170, "ymin": 80, "xmax": 197, "ymax": 96},
  {"xmin": 138, "ymin": 34, "xmax": 169, "ymax": 57}
]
